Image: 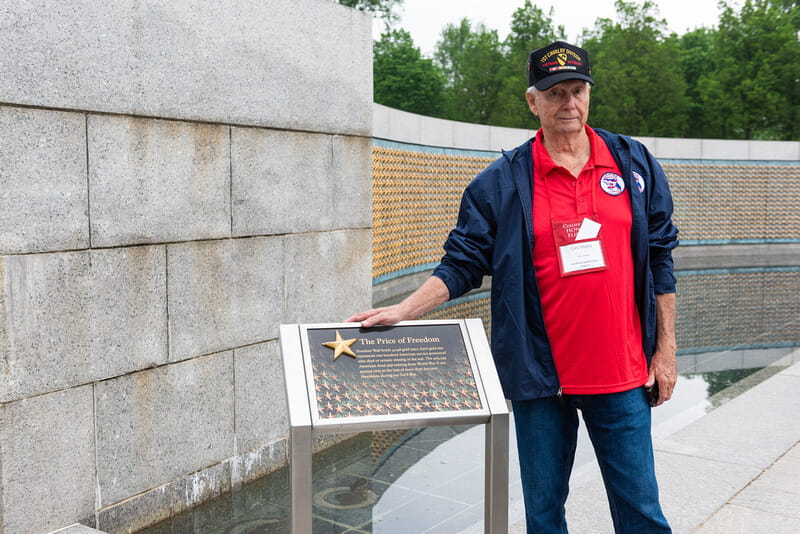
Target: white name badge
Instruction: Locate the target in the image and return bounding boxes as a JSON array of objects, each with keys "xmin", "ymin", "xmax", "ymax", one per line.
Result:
[
  {"xmin": 552, "ymin": 217, "xmax": 608, "ymax": 277},
  {"xmin": 559, "ymin": 240, "xmax": 606, "ymax": 274}
]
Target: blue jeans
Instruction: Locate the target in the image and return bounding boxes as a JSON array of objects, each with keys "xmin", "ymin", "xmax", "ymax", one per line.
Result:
[{"xmin": 512, "ymin": 388, "xmax": 671, "ymax": 533}]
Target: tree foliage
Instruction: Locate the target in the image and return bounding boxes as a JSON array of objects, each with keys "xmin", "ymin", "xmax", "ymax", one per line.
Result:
[
  {"xmin": 698, "ymin": 0, "xmax": 800, "ymax": 139},
  {"xmin": 370, "ymin": 0, "xmax": 800, "ymax": 140},
  {"xmin": 337, "ymin": 0, "xmax": 404, "ymax": 27},
  {"xmin": 581, "ymin": 1, "xmax": 689, "ymax": 137},
  {"xmin": 678, "ymin": 28, "xmax": 717, "ymax": 138},
  {"xmin": 434, "ymin": 20, "xmax": 506, "ymax": 123},
  {"xmin": 373, "ymin": 29, "xmax": 445, "ymax": 117}
]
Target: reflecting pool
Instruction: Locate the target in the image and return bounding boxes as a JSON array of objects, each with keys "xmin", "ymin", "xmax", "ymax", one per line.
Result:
[{"xmin": 140, "ymin": 266, "xmax": 799, "ymax": 533}]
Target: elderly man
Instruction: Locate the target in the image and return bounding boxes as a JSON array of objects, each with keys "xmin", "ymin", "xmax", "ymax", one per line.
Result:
[{"xmin": 349, "ymin": 41, "xmax": 678, "ymax": 533}]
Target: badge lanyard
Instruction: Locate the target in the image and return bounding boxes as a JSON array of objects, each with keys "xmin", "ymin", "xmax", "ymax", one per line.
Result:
[{"xmin": 542, "ymin": 173, "xmax": 608, "ymax": 277}]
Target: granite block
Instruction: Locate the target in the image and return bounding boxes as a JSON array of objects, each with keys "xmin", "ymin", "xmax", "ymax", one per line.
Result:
[
  {"xmin": 372, "ymin": 103, "xmax": 392, "ymax": 140},
  {"xmin": 746, "ymin": 454, "xmax": 800, "ymax": 496},
  {"xmin": 692, "ymin": 350, "xmax": 742, "ymax": 373},
  {"xmin": 694, "ymin": 503, "xmax": 800, "ymax": 533},
  {"xmin": 452, "ymin": 120, "xmax": 492, "ymax": 151},
  {"xmin": 97, "ymin": 458, "xmax": 240, "ymax": 533},
  {"xmin": 654, "ymin": 451, "xmax": 762, "ymax": 534},
  {"xmin": 0, "ymin": 387, "xmax": 96, "ymax": 534},
  {"xmin": 701, "ymin": 139, "xmax": 751, "ymax": 160},
  {"xmin": 88, "ymin": 115, "xmax": 230, "ymax": 247},
  {"xmin": 654, "ymin": 137, "xmax": 702, "ymax": 159},
  {"xmin": 234, "ymin": 341, "xmax": 288, "ymax": 453},
  {"xmin": 749, "ymin": 139, "xmax": 800, "ymax": 161},
  {"xmin": 0, "ymin": 106, "xmax": 88, "ymax": 254},
  {"xmin": 787, "ymin": 443, "xmax": 800, "ymax": 459},
  {"xmin": 96, "ymin": 484, "xmax": 172, "ymax": 534},
  {"xmin": 283, "ymin": 229, "xmax": 372, "ymax": 324},
  {"xmin": 784, "ymin": 360, "xmax": 800, "ymax": 376},
  {"xmin": 419, "ymin": 114, "xmax": 455, "ymax": 148},
  {"xmin": 94, "ymin": 353, "xmax": 235, "ymax": 507},
  {"xmin": 0, "ymin": 0, "xmax": 372, "ymax": 135},
  {"xmin": 49, "ymin": 525, "xmax": 107, "ymax": 534},
  {"xmin": 733, "ymin": 477, "xmax": 800, "ymax": 519},
  {"xmin": 167, "ymin": 237, "xmax": 283, "ymax": 361},
  {"xmin": 675, "ymin": 353, "xmax": 697, "ymax": 373},
  {"xmin": 331, "ymin": 134, "xmax": 373, "ymax": 229},
  {"xmin": 171, "ymin": 461, "xmax": 232, "ymax": 516},
  {"xmin": 231, "ymin": 129, "xmax": 371, "ymax": 236},
  {"xmin": 634, "ymin": 136, "xmax": 658, "ymax": 155},
  {"xmin": 666, "ymin": 374, "xmax": 800, "ymax": 469},
  {"xmin": 489, "ymin": 125, "xmax": 529, "ymax": 152},
  {"xmin": 230, "ymin": 438, "xmax": 287, "ymax": 489},
  {"xmin": 0, "ymin": 246, "xmax": 168, "ymax": 403},
  {"xmin": 389, "ymin": 108, "xmax": 423, "ymax": 145},
  {"xmin": 741, "ymin": 347, "xmax": 796, "ymax": 369}
]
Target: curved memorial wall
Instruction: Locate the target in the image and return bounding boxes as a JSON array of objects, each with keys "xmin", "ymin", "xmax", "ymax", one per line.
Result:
[{"xmin": 372, "ymin": 104, "xmax": 800, "ymax": 357}]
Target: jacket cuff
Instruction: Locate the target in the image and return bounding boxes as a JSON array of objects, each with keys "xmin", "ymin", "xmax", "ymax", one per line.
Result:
[{"xmin": 432, "ymin": 267, "xmax": 464, "ymax": 301}]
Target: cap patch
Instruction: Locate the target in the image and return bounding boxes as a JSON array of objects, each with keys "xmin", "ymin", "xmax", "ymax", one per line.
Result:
[{"xmin": 539, "ymin": 48, "xmax": 585, "ymax": 74}]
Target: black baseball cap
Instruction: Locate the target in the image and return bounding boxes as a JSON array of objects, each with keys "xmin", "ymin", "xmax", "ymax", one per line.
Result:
[{"xmin": 527, "ymin": 41, "xmax": 594, "ymax": 90}]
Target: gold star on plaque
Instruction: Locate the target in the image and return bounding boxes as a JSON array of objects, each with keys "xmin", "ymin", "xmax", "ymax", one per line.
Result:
[{"xmin": 322, "ymin": 331, "xmax": 358, "ymax": 361}]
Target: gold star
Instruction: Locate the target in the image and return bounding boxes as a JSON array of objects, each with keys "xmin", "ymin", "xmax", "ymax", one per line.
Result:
[{"xmin": 322, "ymin": 331, "xmax": 358, "ymax": 361}]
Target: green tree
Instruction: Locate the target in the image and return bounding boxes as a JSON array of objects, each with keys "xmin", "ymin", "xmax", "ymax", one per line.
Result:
[
  {"xmin": 434, "ymin": 19, "xmax": 505, "ymax": 123},
  {"xmin": 434, "ymin": 19, "xmax": 473, "ymax": 89},
  {"xmin": 678, "ymin": 28, "xmax": 717, "ymax": 138},
  {"xmin": 699, "ymin": 0, "xmax": 800, "ymax": 139},
  {"xmin": 337, "ymin": 0, "xmax": 404, "ymax": 27},
  {"xmin": 581, "ymin": 0, "xmax": 689, "ymax": 137},
  {"xmin": 373, "ymin": 29, "xmax": 445, "ymax": 117},
  {"xmin": 492, "ymin": 1, "xmax": 566, "ymax": 128},
  {"xmin": 505, "ymin": 0, "xmax": 566, "ymax": 59}
]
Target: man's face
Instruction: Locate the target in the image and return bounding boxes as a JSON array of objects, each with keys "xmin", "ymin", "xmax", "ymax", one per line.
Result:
[{"xmin": 526, "ymin": 79, "xmax": 591, "ymax": 136}]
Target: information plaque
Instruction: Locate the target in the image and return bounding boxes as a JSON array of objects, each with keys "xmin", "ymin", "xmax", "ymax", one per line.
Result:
[
  {"xmin": 280, "ymin": 319, "xmax": 509, "ymax": 534},
  {"xmin": 304, "ymin": 322, "xmax": 487, "ymax": 424}
]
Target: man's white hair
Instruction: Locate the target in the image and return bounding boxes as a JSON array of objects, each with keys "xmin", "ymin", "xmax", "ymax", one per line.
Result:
[{"xmin": 526, "ymin": 81, "xmax": 591, "ymax": 95}]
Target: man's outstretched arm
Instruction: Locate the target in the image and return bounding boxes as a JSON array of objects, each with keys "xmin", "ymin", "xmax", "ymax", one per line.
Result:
[{"xmin": 346, "ymin": 276, "xmax": 450, "ymax": 328}]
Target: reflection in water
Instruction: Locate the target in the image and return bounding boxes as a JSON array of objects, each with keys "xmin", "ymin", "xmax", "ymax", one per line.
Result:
[
  {"xmin": 674, "ymin": 268, "xmax": 799, "ymax": 354},
  {"xmin": 697, "ymin": 368, "xmax": 759, "ymax": 397}
]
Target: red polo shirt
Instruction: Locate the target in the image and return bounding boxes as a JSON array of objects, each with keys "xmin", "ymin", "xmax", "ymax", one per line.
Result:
[{"xmin": 532, "ymin": 125, "xmax": 647, "ymax": 395}]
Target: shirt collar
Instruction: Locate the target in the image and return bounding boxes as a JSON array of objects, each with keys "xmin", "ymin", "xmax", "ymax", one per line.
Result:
[{"xmin": 533, "ymin": 125, "xmax": 616, "ymax": 178}]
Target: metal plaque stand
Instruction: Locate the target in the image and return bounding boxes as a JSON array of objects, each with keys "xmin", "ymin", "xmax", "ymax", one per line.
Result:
[{"xmin": 280, "ymin": 318, "xmax": 508, "ymax": 534}]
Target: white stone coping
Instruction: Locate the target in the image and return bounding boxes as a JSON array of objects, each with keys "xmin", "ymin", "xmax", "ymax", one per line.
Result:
[
  {"xmin": 373, "ymin": 104, "xmax": 800, "ymax": 161},
  {"xmin": 49, "ymin": 525, "xmax": 107, "ymax": 534}
]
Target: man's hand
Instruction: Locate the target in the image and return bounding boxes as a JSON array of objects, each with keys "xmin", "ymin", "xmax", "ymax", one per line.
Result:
[
  {"xmin": 346, "ymin": 276, "xmax": 450, "ymax": 328},
  {"xmin": 646, "ymin": 293, "xmax": 677, "ymax": 406},
  {"xmin": 346, "ymin": 305, "xmax": 408, "ymax": 328}
]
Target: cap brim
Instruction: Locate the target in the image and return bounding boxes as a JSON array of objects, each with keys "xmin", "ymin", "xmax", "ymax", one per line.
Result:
[{"xmin": 533, "ymin": 72, "xmax": 595, "ymax": 91}]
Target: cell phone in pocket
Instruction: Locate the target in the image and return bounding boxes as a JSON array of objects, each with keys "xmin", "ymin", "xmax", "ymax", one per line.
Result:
[{"xmin": 646, "ymin": 382, "xmax": 659, "ymax": 407}]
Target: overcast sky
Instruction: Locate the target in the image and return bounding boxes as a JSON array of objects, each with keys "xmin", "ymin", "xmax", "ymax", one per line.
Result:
[{"xmin": 383, "ymin": 0, "xmax": 734, "ymax": 56}]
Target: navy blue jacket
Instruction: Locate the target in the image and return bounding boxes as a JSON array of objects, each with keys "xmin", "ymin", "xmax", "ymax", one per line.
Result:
[{"xmin": 432, "ymin": 129, "xmax": 679, "ymax": 400}]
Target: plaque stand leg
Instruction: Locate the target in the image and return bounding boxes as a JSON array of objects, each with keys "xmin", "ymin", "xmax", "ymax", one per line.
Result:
[
  {"xmin": 290, "ymin": 424, "xmax": 313, "ymax": 534},
  {"xmin": 484, "ymin": 412, "xmax": 509, "ymax": 534}
]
